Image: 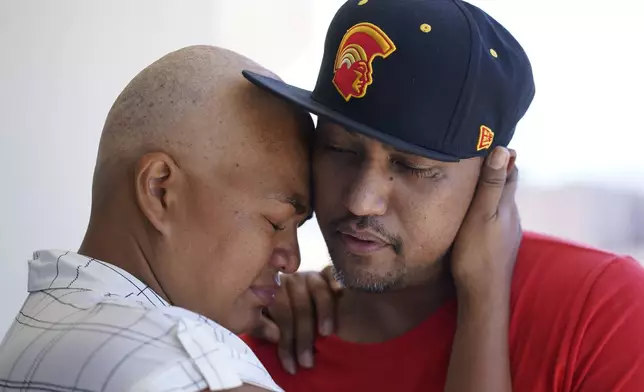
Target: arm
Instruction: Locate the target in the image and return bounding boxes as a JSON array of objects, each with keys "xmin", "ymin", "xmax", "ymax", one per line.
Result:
[
  {"xmin": 444, "ymin": 146, "xmax": 518, "ymax": 392},
  {"xmin": 444, "ymin": 288, "xmax": 512, "ymax": 392}
]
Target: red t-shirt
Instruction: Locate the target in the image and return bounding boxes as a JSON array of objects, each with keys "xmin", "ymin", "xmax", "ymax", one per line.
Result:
[{"xmin": 243, "ymin": 232, "xmax": 644, "ymax": 391}]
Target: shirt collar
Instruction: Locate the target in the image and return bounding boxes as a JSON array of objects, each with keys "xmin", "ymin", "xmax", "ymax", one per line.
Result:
[{"xmin": 28, "ymin": 249, "xmax": 169, "ymax": 307}]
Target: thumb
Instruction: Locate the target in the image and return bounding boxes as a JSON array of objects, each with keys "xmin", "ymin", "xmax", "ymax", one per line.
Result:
[{"xmin": 469, "ymin": 146, "xmax": 510, "ymax": 220}]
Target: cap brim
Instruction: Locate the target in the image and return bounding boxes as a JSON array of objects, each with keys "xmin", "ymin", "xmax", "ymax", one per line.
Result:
[{"xmin": 242, "ymin": 70, "xmax": 460, "ymax": 162}]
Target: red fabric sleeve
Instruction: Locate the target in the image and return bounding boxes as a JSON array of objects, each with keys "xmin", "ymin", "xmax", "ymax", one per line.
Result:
[{"xmin": 570, "ymin": 257, "xmax": 644, "ymax": 391}]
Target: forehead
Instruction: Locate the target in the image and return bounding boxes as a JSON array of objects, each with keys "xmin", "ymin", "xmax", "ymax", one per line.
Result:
[
  {"xmin": 225, "ymin": 103, "xmax": 311, "ymax": 187},
  {"xmin": 232, "ymin": 135, "xmax": 310, "ymax": 197}
]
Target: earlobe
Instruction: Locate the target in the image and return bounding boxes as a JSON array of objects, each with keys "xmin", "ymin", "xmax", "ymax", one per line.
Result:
[{"xmin": 134, "ymin": 152, "xmax": 179, "ymax": 235}]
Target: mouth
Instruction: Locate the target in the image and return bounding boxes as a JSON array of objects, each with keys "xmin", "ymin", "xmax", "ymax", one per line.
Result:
[
  {"xmin": 338, "ymin": 230, "xmax": 389, "ymax": 255},
  {"xmin": 249, "ymin": 286, "xmax": 278, "ymax": 307}
]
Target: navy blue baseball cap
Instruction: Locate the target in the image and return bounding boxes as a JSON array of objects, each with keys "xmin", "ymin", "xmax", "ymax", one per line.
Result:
[{"xmin": 243, "ymin": 0, "xmax": 535, "ymax": 162}]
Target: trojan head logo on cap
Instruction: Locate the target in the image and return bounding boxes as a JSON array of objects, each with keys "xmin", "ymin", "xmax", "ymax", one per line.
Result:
[{"xmin": 332, "ymin": 22, "xmax": 396, "ymax": 102}]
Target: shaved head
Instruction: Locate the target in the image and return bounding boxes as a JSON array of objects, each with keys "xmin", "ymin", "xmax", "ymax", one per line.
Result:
[
  {"xmin": 94, "ymin": 45, "xmax": 310, "ymax": 205},
  {"xmin": 81, "ymin": 45, "xmax": 312, "ymax": 333}
]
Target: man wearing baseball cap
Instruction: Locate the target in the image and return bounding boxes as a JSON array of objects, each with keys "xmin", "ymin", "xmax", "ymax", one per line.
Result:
[{"xmin": 241, "ymin": 0, "xmax": 644, "ymax": 390}]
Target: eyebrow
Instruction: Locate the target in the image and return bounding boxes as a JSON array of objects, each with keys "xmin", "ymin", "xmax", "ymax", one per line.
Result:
[{"xmin": 277, "ymin": 195, "xmax": 312, "ymax": 219}]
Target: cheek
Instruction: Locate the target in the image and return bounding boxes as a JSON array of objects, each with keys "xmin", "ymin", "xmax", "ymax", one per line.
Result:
[
  {"xmin": 207, "ymin": 214, "xmax": 274, "ymax": 289},
  {"xmin": 398, "ymin": 182, "xmax": 475, "ymax": 259},
  {"xmin": 183, "ymin": 213, "xmax": 275, "ymax": 330},
  {"xmin": 180, "ymin": 192, "xmax": 273, "ymax": 295}
]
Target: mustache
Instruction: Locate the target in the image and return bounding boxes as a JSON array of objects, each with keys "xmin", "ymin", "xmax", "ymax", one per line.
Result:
[{"xmin": 331, "ymin": 215, "xmax": 403, "ymax": 255}]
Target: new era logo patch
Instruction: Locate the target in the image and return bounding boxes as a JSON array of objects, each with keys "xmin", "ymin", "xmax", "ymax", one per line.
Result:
[{"xmin": 477, "ymin": 125, "xmax": 494, "ymax": 151}]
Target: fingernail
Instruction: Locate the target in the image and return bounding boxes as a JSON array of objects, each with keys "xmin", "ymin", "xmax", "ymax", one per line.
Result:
[
  {"xmin": 299, "ymin": 350, "xmax": 314, "ymax": 368},
  {"xmin": 488, "ymin": 147, "xmax": 509, "ymax": 170},
  {"xmin": 282, "ymin": 357, "xmax": 297, "ymax": 375},
  {"xmin": 320, "ymin": 320, "xmax": 333, "ymax": 336}
]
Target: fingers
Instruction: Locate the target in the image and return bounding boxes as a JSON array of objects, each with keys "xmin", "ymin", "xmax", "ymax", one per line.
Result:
[
  {"xmin": 285, "ymin": 276, "xmax": 316, "ymax": 370},
  {"xmin": 250, "ymin": 313, "xmax": 280, "ymax": 344},
  {"xmin": 265, "ymin": 269, "xmax": 341, "ymax": 374},
  {"xmin": 321, "ymin": 265, "xmax": 344, "ymax": 293},
  {"xmin": 305, "ymin": 273, "xmax": 336, "ymax": 336},
  {"xmin": 267, "ymin": 290, "xmax": 297, "ymax": 375},
  {"xmin": 470, "ymin": 146, "xmax": 511, "ymax": 220}
]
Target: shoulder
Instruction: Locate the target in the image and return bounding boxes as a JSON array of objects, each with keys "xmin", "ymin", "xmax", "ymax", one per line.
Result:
[
  {"xmin": 518, "ymin": 234, "xmax": 644, "ymax": 388},
  {"xmin": 240, "ymin": 334, "xmax": 292, "ymax": 383},
  {"xmin": 513, "ymin": 231, "xmax": 642, "ymax": 294},
  {"xmin": 511, "ymin": 231, "xmax": 644, "ymax": 340},
  {"xmin": 0, "ymin": 293, "xmax": 282, "ymax": 392},
  {"xmin": 517, "ymin": 231, "xmax": 629, "ymax": 264},
  {"xmin": 240, "ymin": 334, "xmax": 283, "ymax": 371},
  {"xmin": 509, "ymin": 233, "xmax": 644, "ymax": 387}
]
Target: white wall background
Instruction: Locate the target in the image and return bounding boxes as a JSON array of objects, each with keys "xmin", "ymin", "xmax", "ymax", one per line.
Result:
[
  {"xmin": 0, "ymin": 0, "xmax": 219, "ymax": 336},
  {"xmin": 1, "ymin": 0, "xmax": 643, "ymax": 336}
]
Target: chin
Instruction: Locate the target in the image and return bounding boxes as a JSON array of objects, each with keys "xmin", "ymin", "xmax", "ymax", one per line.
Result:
[
  {"xmin": 220, "ymin": 307, "xmax": 262, "ymax": 335},
  {"xmin": 332, "ymin": 256, "xmax": 407, "ymax": 293}
]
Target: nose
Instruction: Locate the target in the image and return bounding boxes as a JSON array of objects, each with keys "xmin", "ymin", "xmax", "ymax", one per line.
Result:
[
  {"xmin": 344, "ymin": 161, "xmax": 391, "ymax": 217},
  {"xmin": 268, "ymin": 229, "xmax": 301, "ymax": 274}
]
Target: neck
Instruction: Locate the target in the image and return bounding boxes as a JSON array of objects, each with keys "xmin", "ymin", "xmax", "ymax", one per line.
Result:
[
  {"xmin": 336, "ymin": 267, "xmax": 455, "ymax": 343},
  {"xmin": 78, "ymin": 204, "xmax": 170, "ymax": 304}
]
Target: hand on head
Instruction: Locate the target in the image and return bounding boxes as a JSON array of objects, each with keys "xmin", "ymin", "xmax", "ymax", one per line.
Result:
[{"xmin": 450, "ymin": 146, "xmax": 520, "ymax": 297}]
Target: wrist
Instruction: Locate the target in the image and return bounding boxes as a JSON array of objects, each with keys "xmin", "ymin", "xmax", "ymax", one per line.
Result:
[
  {"xmin": 454, "ymin": 271, "xmax": 512, "ymax": 298},
  {"xmin": 455, "ymin": 283, "xmax": 510, "ymax": 315},
  {"xmin": 456, "ymin": 296, "xmax": 510, "ymax": 333}
]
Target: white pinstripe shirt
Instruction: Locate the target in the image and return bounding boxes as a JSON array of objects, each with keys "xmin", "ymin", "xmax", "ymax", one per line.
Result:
[{"xmin": 0, "ymin": 250, "xmax": 283, "ymax": 392}]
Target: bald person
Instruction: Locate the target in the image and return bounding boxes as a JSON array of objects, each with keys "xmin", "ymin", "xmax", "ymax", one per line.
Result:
[{"xmin": 0, "ymin": 45, "xmax": 312, "ymax": 392}]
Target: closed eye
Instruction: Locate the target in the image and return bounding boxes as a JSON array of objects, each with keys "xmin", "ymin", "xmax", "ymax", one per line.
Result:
[
  {"xmin": 325, "ymin": 145, "xmax": 357, "ymax": 155},
  {"xmin": 391, "ymin": 160, "xmax": 444, "ymax": 179},
  {"xmin": 265, "ymin": 217, "xmax": 285, "ymax": 232}
]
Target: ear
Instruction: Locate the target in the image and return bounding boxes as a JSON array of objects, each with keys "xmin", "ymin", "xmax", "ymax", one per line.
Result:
[{"xmin": 134, "ymin": 152, "xmax": 181, "ymax": 235}]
